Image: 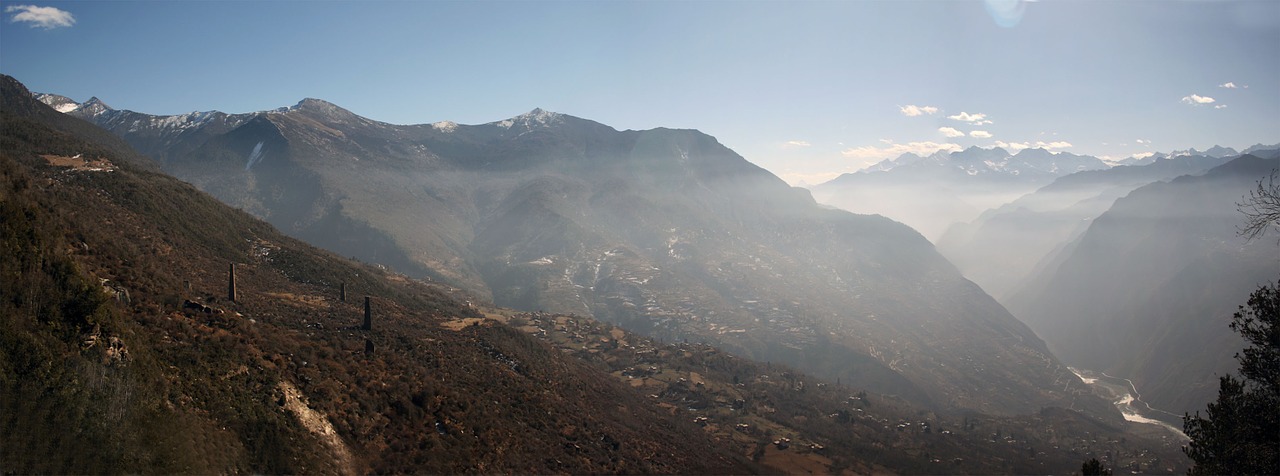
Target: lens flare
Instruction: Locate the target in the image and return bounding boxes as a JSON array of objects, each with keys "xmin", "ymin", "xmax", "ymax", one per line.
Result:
[{"xmin": 984, "ymin": 0, "xmax": 1027, "ymax": 28}]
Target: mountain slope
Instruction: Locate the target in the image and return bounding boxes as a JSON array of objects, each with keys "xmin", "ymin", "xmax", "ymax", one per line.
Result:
[
  {"xmin": 42, "ymin": 87, "xmax": 1104, "ymax": 417},
  {"xmin": 938, "ymin": 154, "xmax": 1233, "ymax": 300},
  {"xmin": 4, "ymin": 74, "xmax": 1194, "ymax": 475},
  {"xmin": 2, "ymin": 75, "xmax": 756, "ymax": 475},
  {"xmin": 1005, "ymin": 155, "xmax": 1280, "ymax": 415}
]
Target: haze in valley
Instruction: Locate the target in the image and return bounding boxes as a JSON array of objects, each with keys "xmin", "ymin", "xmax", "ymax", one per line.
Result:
[{"xmin": 3, "ymin": 1, "xmax": 1278, "ymax": 474}]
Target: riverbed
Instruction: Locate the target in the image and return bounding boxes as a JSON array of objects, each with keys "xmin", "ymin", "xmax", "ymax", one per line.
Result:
[{"xmin": 1070, "ymin": 367, "xmax": 1188, "ymax": 440}]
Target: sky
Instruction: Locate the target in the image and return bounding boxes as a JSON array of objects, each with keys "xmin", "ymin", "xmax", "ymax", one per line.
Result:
[{"xmin": 2, "ymin": 0, "xmax": 1278, "ymax": 185}]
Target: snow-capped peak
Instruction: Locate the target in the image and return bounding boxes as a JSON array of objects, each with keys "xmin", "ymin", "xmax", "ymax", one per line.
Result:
[
  {"xmin": 518, "ymin": 107, "xmax": 561, "ymax": 123},
  {"xmin": 33, "ymin": 93, "xmax": 114, "ymax": 115},
  {"xmin": 1165, "ymin": 146, "xmax": 1239, "ymax": 159},
  {"xmin": 34, "ymin": 93, "xmax": 80, "ymax": 112},
  {"xmin": 491, "ymin": 108, "xmax": 564, "ymax": 129}
]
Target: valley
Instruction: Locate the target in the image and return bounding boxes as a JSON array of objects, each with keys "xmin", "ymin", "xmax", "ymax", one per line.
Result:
[
  {"xmin": 813, "ymin": 134, "xmax": 1278, "ymax": 420},
  {"xmin": 4, "ymin": 2, "xmax": 1277, "ymax": 473},
  {"xmin": 38, "ymin": 90, "xmax": 1103, "ymax": 420},
  {"xmin": 1072, "ymin": 368, "xmax": 1186, "ymax": 437},
  {"xmin": 0, "ymin": 72, "xmax": 1212, "ymax": 474}
]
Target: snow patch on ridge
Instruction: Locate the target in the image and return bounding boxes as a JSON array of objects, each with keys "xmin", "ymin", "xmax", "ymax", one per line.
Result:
[{"xmin": 490, "ymin": 108, "xmax": 564, "ymax": 130}]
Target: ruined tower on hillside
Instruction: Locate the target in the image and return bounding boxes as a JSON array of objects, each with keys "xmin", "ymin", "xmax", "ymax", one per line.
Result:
[
  {"xmin": 228, "ymin": 263, "xmax": 237, "ymax": 302},
  {"xmin": 362, "ymin": 296, "xmax": 372, "ymax": 331}
]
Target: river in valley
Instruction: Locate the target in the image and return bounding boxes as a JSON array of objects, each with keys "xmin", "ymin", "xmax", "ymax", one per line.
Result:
[{"xmin": 1070, "ymin": 367, "xmax": 1188, "ymax": 440}]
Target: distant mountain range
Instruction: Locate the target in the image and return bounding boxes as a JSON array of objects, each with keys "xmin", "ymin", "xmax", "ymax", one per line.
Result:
[
  {"xmin": 937, "ymin": 153, "xmax": 1241, "ymax": 301},
  {"xmin": 810, "ymin": 143, "xmax": 1277, "ymax": 240},
  {"xmin": 1112, "ymin": 144, "xmax": 1278, "ymax": 166},
  {"xmin": 811, "ymin": 146, "xmax": 1108, "ymax": 239},
  {"xmin": 861, "ymin": 146, "xmax": 1109, "ymax": 177},
  {"xmin": 33, "ymin": 89, "xmax": 1109, "ymax": 417}
]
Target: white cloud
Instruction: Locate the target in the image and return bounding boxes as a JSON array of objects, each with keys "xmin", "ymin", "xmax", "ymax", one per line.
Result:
[
  {"xmin": 878, "ymin": 138, "xmax": 893, "ymax": 144},
  {"xmin": 994, "ymin": 140, "xmax": 1073, "ymax": 151},
  {"xmin": 842, "ymin": 141, "xmax": 962, "ymax": 161},
  {"xmin": 938, "ymin": 127, "xmax": 965, "ymax": 138},
  {"xmin": 1219, "ymin": 82, "xmax": 1238, "ymax": 89},
  {"xmin": 1214, "ymin": 104, "xmax": 1228, "ymax": 109},
  {"xmin": 783, "ymin": 140, "xmax": 811, "ymax": 148},
  {"xmin": 1130, "ymin": 152, "xmax": 1156, "ymax": 160},
  {"xmin": 6, "ymin": 5, "xmax": 75, "ymax": 29},
  {"xmin": 899, "ymin": 105, "xmax": 939, "ymax": 117},
  {"xmin": 969, "ymin": 130, "xmax": 993, "ymax": 139},
  {"xmin": 1136, "ymin": 139, "xmax": 1150, "ymax": 145},
  {"xmin": 1181, "ymin": 94, "xmax": 1216, "ymax": 105},
  {"xmin": 947, "ymin": 111, "xmax": 992, "ymax": 125}
]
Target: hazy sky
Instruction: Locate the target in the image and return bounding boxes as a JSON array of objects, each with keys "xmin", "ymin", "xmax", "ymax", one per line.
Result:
[{"xmin": 3, "ymin": 0, "xmax": 1278, "ymax": 185}]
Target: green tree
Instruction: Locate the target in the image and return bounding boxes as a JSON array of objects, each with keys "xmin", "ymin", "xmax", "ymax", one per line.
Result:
[{"xmin": 1181, "ymin": 281, "xmax": 1280, "ymax": 475}]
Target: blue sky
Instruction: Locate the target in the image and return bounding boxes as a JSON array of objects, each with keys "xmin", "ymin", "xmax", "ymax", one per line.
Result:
[{"xmin": 2, "ymin": 0, "xmax": 1278, "ymax": 185}]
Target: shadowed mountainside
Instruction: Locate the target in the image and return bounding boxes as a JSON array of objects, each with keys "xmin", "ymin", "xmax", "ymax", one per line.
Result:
[
  {"xmin": 1006, "ymin": 154, "xmax": 1280, "ymax": 415},
  {"xmin": 938, "ymin": 154, "xmax": 1233, "ymax": 301}
]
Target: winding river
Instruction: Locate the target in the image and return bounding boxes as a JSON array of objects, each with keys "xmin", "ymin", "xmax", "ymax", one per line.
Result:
[{"xmin": 1070, "ymin": 367, "xmax": 1188, "ymax": 440}]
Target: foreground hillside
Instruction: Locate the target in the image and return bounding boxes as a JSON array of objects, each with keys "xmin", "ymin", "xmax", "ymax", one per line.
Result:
[
  {"xmin": 43, "ymin": 84, "xmax": 1110, "ymax": 417},
  {"xmin": 0, "ymin": 82, "xmax": 756, "ymax": 475}
]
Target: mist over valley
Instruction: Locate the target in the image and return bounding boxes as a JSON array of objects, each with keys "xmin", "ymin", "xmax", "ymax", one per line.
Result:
[{"xmin": 4, "ymin": 1, "xmax": 1278, "ymax": 474}]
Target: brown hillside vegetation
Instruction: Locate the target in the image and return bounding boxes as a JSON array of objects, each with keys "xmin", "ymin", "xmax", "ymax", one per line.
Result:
[
  {"xmin": 477, "ymin": 310, "xmax": 1190, "ymax": 474},
  {"xmin": 0, "ymin": 108, "xmax": 756, "ymax": 474}
]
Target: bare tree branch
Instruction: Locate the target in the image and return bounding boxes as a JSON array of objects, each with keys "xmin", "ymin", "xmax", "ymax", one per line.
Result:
[{"xmin": 1238, "ymin": 168, "xmax": 1280, "ymax": 242}]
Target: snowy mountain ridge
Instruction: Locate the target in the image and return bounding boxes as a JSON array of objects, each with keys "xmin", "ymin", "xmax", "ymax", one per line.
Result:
[{"xmin": 857, "ymin": 145, "xmax": 1108, "ymax": 180}]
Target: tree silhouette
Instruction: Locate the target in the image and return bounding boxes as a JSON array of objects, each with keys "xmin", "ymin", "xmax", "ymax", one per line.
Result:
[
  {"xmin": 1181, "ymin": 281, "xmax": 1280, "ymax": 475},
  {"xmin": 1081, "ymin": 457, "xmax": 1112, "ymax": 475},
  {"xmin": 1238, "ymin": 169, "xmax": 1280, "ymax": 242}
]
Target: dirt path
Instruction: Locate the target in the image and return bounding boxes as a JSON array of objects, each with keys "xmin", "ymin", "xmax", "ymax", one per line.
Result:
[{"xmin": 278, "ymin": 381, "xmax": 356, "ymax": 475}]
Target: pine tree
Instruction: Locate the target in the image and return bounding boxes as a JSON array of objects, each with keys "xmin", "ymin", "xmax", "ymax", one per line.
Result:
[{"xmin": 1182, "ymin": 281, "xmax": 1280, "ymax": 475}]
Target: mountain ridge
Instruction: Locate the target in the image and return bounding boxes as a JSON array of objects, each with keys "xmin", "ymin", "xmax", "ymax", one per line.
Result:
[
  {"xmin": 4, "ymin": 73, "xmax": 1192, "ymax": 474},
  {"xmin": 35, "ymin": 80, "xmax": 1106, "ymax": 418},
  {"xmin": 937, "ymin": 153, "xmax": 1238, "ymax": 300}
]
